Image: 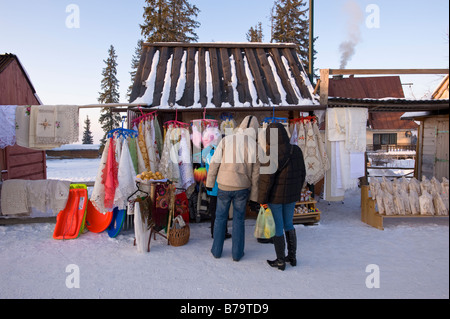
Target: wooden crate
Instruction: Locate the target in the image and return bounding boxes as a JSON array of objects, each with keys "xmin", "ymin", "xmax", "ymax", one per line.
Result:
[{"xmin": 361, "ymin": 185, "xmax": 448, "ymax": 230}]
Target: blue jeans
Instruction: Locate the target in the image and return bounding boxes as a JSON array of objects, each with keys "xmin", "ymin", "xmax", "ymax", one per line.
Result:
[
  {"xmin": 211, "ymin": 188, "xmax": 250, "ymax": 261},
  {"xmin": 268, "ymin": 202, "xmax": 296, "ymax": 237}
]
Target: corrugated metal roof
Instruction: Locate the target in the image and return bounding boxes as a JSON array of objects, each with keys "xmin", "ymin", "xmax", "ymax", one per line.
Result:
[{"xmin": 130, "ymin": 42, "xmax": 319, "ymax": 108}]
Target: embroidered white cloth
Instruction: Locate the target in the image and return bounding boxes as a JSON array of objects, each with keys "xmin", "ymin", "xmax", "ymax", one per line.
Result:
[
  {"xmin": 114, "ymin": 139, "xmax": 138, "ymax": 210},
  {"xmin": 327, "ymin": 108, "xmax": 346, "ymax": 142},
  {"xmin": 304, "ymin": 121, "xmax": 325, "ymax": 185},
  {"xmin": 327, "ymin": 107, "xmax": 368, "ymax": 152},
  {"xmin": 28, "ymin": 106, "xmax": 62, "ymax": 150},
  {"xmin": 15, "ymin": 106, "xmax": 31, "ymax": 148},
  {"xmin": 345, "ymin": 108, "xmax": 368, "ymax": 152},
  {"xmin": 0, "ymin": 105, "xmax": 18, "ymax": 149},
  {"xmin": 35, "ymin": 105, "xmax": 79, "ymax": 146}
]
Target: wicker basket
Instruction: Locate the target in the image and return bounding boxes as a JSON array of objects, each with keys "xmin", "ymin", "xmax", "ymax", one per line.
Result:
[{"xmin": 169, "ymin": 222, "xmax": 190, "ymax": 247}]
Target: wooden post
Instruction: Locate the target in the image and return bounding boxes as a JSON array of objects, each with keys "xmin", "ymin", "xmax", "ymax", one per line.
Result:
[{"xmin": 319, "ymin": 69, "xmax": 329, "ymax": 106}]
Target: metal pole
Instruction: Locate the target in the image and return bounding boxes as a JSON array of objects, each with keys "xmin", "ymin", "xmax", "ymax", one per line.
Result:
[{"xmin": 309, "ymin": 0, "xmax": 314, "ymax": 84}]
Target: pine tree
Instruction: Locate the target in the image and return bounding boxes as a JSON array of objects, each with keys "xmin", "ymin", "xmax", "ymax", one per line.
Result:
[
  {"xmin": 127, "ymin": 40, "xmax": 144, "ymax": 102},
  {"xmin": 246, "ymin": 22, "xmax": 264, "ymax": 42},
  {"xmin": 140, "ymin": 0, "xmax": 200, "ymax": 43},
  {"xmin": 82, "ymin": 115, "xmax": 94, "ymax": 144},
  {"xmin": 98, "ymin": 45, "xmax": 122, "ymax": 145},
  {"xmin": 270, "ymin": 0, "xmax": 317, "ymax": 79}
]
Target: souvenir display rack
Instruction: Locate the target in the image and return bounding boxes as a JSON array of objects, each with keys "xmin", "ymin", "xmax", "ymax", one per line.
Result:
[{"xmin": 293, "ymin": 189, "xmax": 321, "ymax": 225}]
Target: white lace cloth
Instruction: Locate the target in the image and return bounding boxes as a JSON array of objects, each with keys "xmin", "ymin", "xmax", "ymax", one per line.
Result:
[
  {"xmin": 35, "ymin": 105, "xmax": 79, "ymax": 145},
  {"xmin": 1, "ymin": 179, "xmax": 70, "ymax": 216},
  {"xmin": 304, "ymin": 121, "xmax": 325, "ymax": 185},
  {"xmin": 0, "ymin": 105, "xmax": 18, "ymax": 149},
  {"xmin": 15, "ymin": 106, "xmax": 31, "ymax": 148},
  {"xmin": 114, "ymin": 139, "xmax": 138, "ymax": 210},
  {"xmin": 90, "ymin": 138, "xmax": 110, "ymax": 214}
]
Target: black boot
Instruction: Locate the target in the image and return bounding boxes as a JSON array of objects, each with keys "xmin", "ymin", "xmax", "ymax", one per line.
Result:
[
  {"xmin": 267, "ymin": 235, "xmax": 286, "ymax": 271},
  {"xmin": 285, "ymin": 229, "xmax": 297, "ymax": 266}
]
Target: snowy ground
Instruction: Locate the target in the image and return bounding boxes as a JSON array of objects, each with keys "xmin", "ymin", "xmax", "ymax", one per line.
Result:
[{"xmin": 0, "ymin": 159, "xmax": 448, "ymax": 299}]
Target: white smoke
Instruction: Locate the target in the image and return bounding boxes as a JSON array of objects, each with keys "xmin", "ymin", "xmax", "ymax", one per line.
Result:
[{"xmin": 339, "ymin": 0, "xmax": 364, "ymax": 69}]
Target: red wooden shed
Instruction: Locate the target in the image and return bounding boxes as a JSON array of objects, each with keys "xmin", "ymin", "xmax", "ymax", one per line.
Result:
[{"xmin": 0, "ymin": 53, "xmax": 47, "ymax": 182}]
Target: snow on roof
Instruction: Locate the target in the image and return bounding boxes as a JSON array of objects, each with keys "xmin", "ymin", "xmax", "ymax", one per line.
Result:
[{"xmin": 130, "ymin": 42, "xmax": 319, "ymax": 109}]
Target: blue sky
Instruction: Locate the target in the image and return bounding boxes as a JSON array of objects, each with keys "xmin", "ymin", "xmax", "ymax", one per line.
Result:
[{"xmin": 1, "ymin": 0, "xmax": 448, "ymax": 143}]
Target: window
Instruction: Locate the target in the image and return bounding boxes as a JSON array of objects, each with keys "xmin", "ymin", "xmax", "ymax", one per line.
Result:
[{"xmin": 373, "ymin": 133, "xmax": 397, "ymax": 145}]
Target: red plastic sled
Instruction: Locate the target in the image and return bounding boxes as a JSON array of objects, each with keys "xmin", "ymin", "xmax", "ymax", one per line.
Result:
[
  {"xmin": 85, "ymin": 199, "xmax": 113, "ymax": 233},
  {"xmin": 53, "ymin": 188, "xmax": 88, "ymax": 240}
]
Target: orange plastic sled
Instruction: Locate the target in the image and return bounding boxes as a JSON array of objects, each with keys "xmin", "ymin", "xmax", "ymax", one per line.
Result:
[
  {"xmin": 53, "ymin": 188, "xmax": 88, "ymax": 240},
  {"xmin": 85, "ymin": 199, "xmax": 113, "ymax": 233}
]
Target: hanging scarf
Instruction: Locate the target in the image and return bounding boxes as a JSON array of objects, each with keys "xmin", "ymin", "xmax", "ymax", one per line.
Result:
[{"xmin": 103, "ymin": 137, "xmax": 119, "ymax": 210}]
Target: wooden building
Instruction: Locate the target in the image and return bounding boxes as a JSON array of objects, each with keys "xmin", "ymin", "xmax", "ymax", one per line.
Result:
[
  {"xmin": 328, "ymin": 75, "xmax": 419, "ymax": 151},
  {"xmin": 402, "ymin": 75, "xmax": 449, "ymax": 180},
  {"xmin": 0, "ymin": 54, "xmax": 46, "ymax": 182}
]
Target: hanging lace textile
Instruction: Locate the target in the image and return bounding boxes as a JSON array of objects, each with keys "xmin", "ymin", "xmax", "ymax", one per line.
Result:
[
  {"xmin": 132, "ymin": 109, "xmax": 162, "ymax": 174},
  {"xmin": 1, "ymin": 179, "xmax": 71, "ymax": 216},
  {"xmin": 326, "ymin": 108, "xmax": 368, "ymax": 193},
  {"xmin": 144, "ymin": 118, "xmax": 159, "ymax": 172},
  {"xmin": 304, "ymin": 121, "xmax": 325, "ymax": 185},
  {"xmin": 0, "ymin": 105, "xmax": 18, "ymax": 149},
  {"xmin": 91, "ymin": 138, "xmax": 111, "ymax": 214},
  {"xmin": 114, "ymin": 138, "xmax": 138, "ymax": 210},
  {"xmin": 26, "ymin": 105, "xmax": 79, "ymax": 149},
  {"xmin": 15, "ymin": 105, "xmax": 31, "ymax": 148},
  {"xmin": 289, "ymin": 116, "xmax": 329, "ymax": 186},
  {"xmin": 133, "ymin": 196, "xmax": 152, "ymax": 253}
]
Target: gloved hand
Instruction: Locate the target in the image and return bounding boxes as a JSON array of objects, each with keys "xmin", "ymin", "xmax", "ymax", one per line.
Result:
[{"xmin": 248, "ymin": 200, "xmax": 260, "ymax": 212}]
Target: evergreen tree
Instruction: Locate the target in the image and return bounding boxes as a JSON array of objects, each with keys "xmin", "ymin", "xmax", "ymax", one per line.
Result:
[
  {"xmin": 246, "ymin": 22, "xmax": 264, "ymax": 42},
  {"xmin": 270, "ymin": 0, "xmax": 317, "ymax": 79},
  {"xmin": 82, "ymin": 115, "xmax": 94, "ymax": 144},
  {"xmin": 140, "ymin": 0, "xmax": 200, "ymax": 43},
  {"xmin": 98, "ymin": 45, "xmax": 122, "ymax": 145},
  {"xmin": 127, "ymin": 39, "xmax": 144, "ymax": 102}
]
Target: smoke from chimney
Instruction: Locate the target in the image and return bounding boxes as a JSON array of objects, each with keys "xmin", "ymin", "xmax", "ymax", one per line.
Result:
[{"xmin": 339, "ymin": 0, "xmax": 364, "ymax": 69}]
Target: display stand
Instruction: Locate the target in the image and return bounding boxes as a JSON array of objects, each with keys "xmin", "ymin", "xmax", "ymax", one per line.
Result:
[
  {"xmin": 361, "ymin": 185, "xmax": 448, "ymax": 230},
  {"xmin": 293, "ymin": 200, "xmax": 321, "ymax": 225},
  {"xmin": 132, "ymin": 180, "xmax": 171, "ymax": 252}
]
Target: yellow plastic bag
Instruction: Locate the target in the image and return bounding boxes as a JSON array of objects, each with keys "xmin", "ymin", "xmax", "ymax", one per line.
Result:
[{"xmin": 254, "ymin": 205, "xmax": 276, "ymax": 239}]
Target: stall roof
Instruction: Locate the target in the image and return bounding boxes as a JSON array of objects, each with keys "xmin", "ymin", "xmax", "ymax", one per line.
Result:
[
  {"xmin": 130, "ymin": 42, "xmax": 319, "ymax": 109},
  {"xmin": 327, "ymin": 97, "xmax": 449, "ymax": 112}
]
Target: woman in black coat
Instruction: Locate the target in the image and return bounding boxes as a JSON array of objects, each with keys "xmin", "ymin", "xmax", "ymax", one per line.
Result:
[{"xmin": 258, "ymin": 122, "xmax": 306, "ymax": 271}]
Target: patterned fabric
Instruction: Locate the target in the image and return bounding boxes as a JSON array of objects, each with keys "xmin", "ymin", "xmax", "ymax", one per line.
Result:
[
  {"xmin": 175, "ymin": 192, "xmax": 189, "ymax": 224},
  {"xmin": 153, "ymin": 183, "xmax": 170, "ymax": 230}
]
